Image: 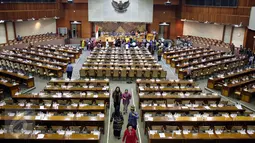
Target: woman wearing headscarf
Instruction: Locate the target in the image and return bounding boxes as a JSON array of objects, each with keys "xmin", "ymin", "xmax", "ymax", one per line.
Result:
[
  {"xmin": 122, "ymin": 89, "xmax": 131, "ymax": 114},
  {"xmin": 110, "ymin": 106, "xmax": 124, "ymax": 139},
  {"xmin": 112, "ymin": 86, "xmax": 122, "ymax": 110}
]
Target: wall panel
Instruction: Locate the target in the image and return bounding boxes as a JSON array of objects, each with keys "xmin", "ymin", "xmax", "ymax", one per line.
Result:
[
  {"xmin": 6, "ymin": 22, "xmax": 15, "ymax": 41},
  {"xmin": 0, "ymin": 24, "xmax": 6, "ymax": 44},
  {"xmin": 183, "ymin": 21, "xmax": 224, "ymax": 40},
  {"xmin": 182, "ymin": 0, "xmax": 254, "ymax": 25},
  {"xmin": 15, "ymin": 19, "xmax": 56, "ymax": 37}
]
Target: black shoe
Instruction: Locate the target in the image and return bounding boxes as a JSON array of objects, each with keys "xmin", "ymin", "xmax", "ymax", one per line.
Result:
[{"xmin": 118, "ymin": 137, "xmax": 121, "ymax": 140}]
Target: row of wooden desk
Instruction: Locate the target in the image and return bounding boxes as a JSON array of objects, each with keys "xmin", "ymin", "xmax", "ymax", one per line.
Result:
[
  {"xmin": 148, "ymin": 132, "xmax": 255, "ymax": 143},
  {"xmin": 175, "ymin": 55, "xmax": 235, "ymax": 74},
  {"xmin": 207, "ymin": 68, "xmax": 255, "ymax": 102},
  {"xmin": 1, "ymin": 52, "xmax": 67, "ymax": 72},
  {"xmin": 163, "ymin": 47, "xmax": 207, "ymax": 59},
  {"xmin": 170, "ymin": 51, "xmax": 225, "ymax": 68},
  {"xmin": 0, "ymin": 132, "xmax": 100, "ymax": 143},
  {"xmin": 0, "ymin": 55, "xmax": 63, "ymax": 77},
  {"xmin": 165, "ymin": 48, "xmax": 215, "ymax": 64},
  {"xmin": 80, "ymin": 67, "xmax": 167, "ymax": 78},
  {"xmin": 178, "ymin": 57, "xmax": 246, "ymax": 80},
  {"xmin": 0, "ymin": 69, "xmax": 34, "ymax": 88}
]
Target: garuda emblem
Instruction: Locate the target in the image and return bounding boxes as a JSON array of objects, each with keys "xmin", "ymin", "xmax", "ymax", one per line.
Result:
[{"xmin": 112, "ymin": 0, "xmax": 130, "ymax": 13}]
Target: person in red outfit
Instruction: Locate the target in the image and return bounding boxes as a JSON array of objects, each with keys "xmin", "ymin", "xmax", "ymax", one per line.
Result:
[{"xmin": 122, "ymin": 124, "xmax": 139, "ymax": 143}]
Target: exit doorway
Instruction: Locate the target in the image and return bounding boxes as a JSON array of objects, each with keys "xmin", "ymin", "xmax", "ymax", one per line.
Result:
[{"xmin": 70, "ymin": 21, "xmax": 82, "ymax": 38}]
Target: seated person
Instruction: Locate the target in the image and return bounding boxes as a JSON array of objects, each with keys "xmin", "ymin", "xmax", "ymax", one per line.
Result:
[{"xmin": 17, "ymin": 35, "xmax": 22, "ymax": 41}]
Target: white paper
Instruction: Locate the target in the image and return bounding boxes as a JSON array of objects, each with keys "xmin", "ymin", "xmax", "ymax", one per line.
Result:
[
  {"xmin": 37, "ymin": 134, "xmax": 45, "ymax": 139},
  {"xmin": 149, "ymin": 130, "xmax": 157, "ymax": 135},
  {"xmin": 159, "ymin": 133, "xmax": 166, "ymax": 138}
]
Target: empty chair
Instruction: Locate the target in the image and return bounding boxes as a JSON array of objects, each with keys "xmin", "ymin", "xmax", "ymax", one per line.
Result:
[
  {"xmin": 165, "ymin": 126, "xmax": 179, "ymax": 133},
  {"xmin": 128, "ymin": 70, "xmax": 135, "ymax": 78},
  {"xmin": 199, "ymin": 126, "xmax": 211, "ymax": 133},
  {"xmin": 120, "ymin": 69, "xmax": 127, "ymax": 78},
  {"xmin": 69, "ymin": 126, "xmax": 81, "ymax": 133},
  {"xmin": 82, "ymin": 126, "xmax": 99, "ymax": 133},
  {"xmin": 194, "ymin": 100, "xmax": 204, "ymax": 106},
  {"xmin": 149, "ymin": 125, "xmax": 164, "ymax": 133},
  {"xmin": 181, "ymin": 100, "xmax": 190, "ymax": 105},
  {"xmin": 23, "ymin": 123, "xmax": 34, "ymax": 130}
]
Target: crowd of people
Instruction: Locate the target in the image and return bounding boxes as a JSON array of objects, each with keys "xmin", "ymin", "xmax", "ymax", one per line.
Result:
[{"xmin": 111, "ymin": 87, "xmax": 139, "ymax": 143}]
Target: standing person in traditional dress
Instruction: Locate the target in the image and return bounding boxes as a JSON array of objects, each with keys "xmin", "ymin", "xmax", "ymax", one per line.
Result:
[{"xmin": 111, "ymin": 106, "xmax": 124, "ymax": 139}]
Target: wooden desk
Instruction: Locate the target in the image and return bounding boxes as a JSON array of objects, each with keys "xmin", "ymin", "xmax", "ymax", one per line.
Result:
[
  {"xmin": 148, "ymin": 132, "xmax": 183, "ymax": 143},
  {"xmin": 165, "ymin": 49, "xmax": 215, "ymax": 65},
  {"xmin": 48, "ymin": 79, "xmax": 109, "ymax": 85},
  {"xmin": 17, "ymin": 50, "xmax": 72, "ymax": 63},
  {"xmin": 12, "ymin": 93, "xmax": 110, "ymax": 104},
  {"xmin": 141, "ymin": 106, "xmax": 245, "ymax": 120},
  {"xmin": 163, "ymin": 47, "xmax": 206, "ymax": 59},
  {"xmin": 138, "ymin": 94, "xmax": 221, "ymax": 107},
  {"xmin": 0, "ymin": 133, "xmax": 99, "ymax": 143},
  {"xmin": 1, "ymin": 52, "xmax": 67, "ymax": 72},
  {"xmin": 0, "ymin": 115, "xmax": 105, "ymax": 133},
  {"xmin": 0, "ymin": 69, "xmax": 35, "ymax": 88},
  {"xmin": 138, "ymin": 87, "xmax": 202, "ymax": 93},
  {"xmin": 0, "ymin": 80, "xmax": 19, "ymax": 96},
  {"xmin": 36, "ymin": 46, "xmax": 81, "ymax": 59},
  {"xmin": 175, "ymin": 55, "xmax": 235, "ymax": 74},
  {"xmin": 170, "ymin": 51, "xmax": 225, "ymax": 68},
  {"xmin": 241, "ymin": 88, "xmax": 255, "ymax": 103},
  {"xmin": 148, "ymin": 132, "xmax": 255, "ymax": 143},
  {"xmin": 44, "ymin": 87, "xmax": 109, "ymax": 92},
  {"xmin": 178, "ymin": 58, "xmax": 246, "ymax": 80},
  {"xmin": 28, "ymin": 48, "xmax": 76, "ymax": 63},
  {"xmin": 144, "ymin": 116, "xmax": 255, "ymax": 134},
  {"xmin": 136, "ymin": 79, "xmax": 196, "ymax": 86},
  {"xmin": 0, "ymin": 55, "xmax": 63, "ymax": 78},
  {"xmin": 0, "ymin": 104, "xmax": 105, "ymax": 113},
  {"xmin": 221, "ymin": 79, "xmax": 255, "ymax": 97},
  {"xmin": 207, "ymin": 68, "xmax": 255, "ymax": 89}
]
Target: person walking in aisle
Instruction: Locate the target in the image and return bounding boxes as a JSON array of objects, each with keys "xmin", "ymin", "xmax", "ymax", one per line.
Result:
[
  {"xmin": 110, "ymin": 106, "xmax": 124, "ymax": 139},
  {"xmin": 112, "ymin": 86, "xmax": 122, "ymax": 110},
  {"xmin": 157, "ymin": 46, "xmax": 163, "ymax": 61},
  {"xmin": 128, "ymin": 106, "xmax": 139, "ymax": 130},
  {"xmin": 122, "ymin": 89, "xmax": 132, "ymax": 114},
  {"xmin": 66, "ymin": 62, "xmax": 73, "ymax": 80},
  {"xmin": 122, "ymin": 124, "xmax": 139, "ymax": 143}
]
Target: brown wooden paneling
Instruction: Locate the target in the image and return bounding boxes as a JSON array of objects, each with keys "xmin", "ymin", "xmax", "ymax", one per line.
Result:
[
  {"xmin": 61, "ymin": 0, "xmax": 88, "ymax": 3},
  {"xmin": 181, "ymin": 0, "xmax": 254, "ymax": 25},
  {"xmin": 246, "ymin": 29, "xmax": 255, "ymax": 50},
  {"xmin": 56, "ymin": 3, "xmax": 91, "ymax": 38},
  {"xmin": 148, "ymin": 5, "xmax": 178, "ymax": 39},
  {"xmin": 0, "ymin": 0, "xmax": 61, "ymax": 20}
]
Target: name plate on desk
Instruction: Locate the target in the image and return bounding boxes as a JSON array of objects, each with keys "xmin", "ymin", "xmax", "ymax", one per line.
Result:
[
  {"xmin": 37, "ymin": 134, "xmax": 45, "ymax": 139},
  {"xmin": 159, "ymin": 133, "xmax": 166, "ymax": 138}
]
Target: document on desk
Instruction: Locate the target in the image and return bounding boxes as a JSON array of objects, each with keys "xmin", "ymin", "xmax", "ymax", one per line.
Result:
[
  {"xmin": 159, "ymin": 133, "xmax": 166, "ymax": 138},
  {"xmin": 204, "ymin": 106, "xmax": 210, "ymax": 109},
  {"xmin": 37, "ymin": 134, "xmax": 45, "ymax": 139},
  {"xmin": 147, "ymin": 117, "xmax": 153, "ymax": 121}
]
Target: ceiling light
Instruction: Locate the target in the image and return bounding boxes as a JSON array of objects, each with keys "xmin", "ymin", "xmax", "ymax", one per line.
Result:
[{"xmin": 159, "ymin": 22, "xmax": 169, "ymax": 26}]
